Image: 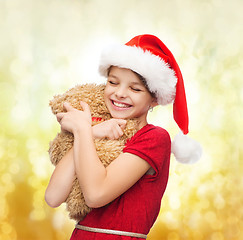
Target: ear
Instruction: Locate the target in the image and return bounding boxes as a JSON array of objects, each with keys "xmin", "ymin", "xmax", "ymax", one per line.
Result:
[{"xmin": 151, "ymin": 98, "xmax": 159, "ymax": 108}]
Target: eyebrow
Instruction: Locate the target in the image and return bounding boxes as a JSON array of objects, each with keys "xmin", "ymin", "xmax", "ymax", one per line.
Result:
[
  {"xmin": 109, "ymin": 75, "xmax": 141, "ymax": 83},
  {"xmin": 108, "ymin": 74, "xmax": 144, "ymax": 87},
  {"xmin": 108, "ymin": 74, "xmax": 119, "ymax": 79},
  {"xmin": 130, "ymin": 81, "xmax": 143, "ymax": 86}
]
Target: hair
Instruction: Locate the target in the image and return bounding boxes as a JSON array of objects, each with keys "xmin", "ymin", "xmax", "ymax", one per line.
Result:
[
  {"xmin": 107, "ymin": 66, "xmax": 156, "ymax": 98},
  {"xmin": 131, "ymin": 70, "xmax": 156, "ymax": 98}
]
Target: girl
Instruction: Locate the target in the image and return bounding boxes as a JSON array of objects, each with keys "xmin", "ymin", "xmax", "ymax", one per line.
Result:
[{"xmin": 45, "ymin": 34, "xmax": 201, "ymax": 239}]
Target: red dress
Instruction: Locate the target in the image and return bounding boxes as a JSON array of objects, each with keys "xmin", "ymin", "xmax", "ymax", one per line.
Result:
[{"xmin": 70, "ymin": 124, "xmax": 171, "ymax": 240}]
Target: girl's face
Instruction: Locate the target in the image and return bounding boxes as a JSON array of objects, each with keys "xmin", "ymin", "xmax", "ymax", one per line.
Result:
[{"xmin": 104, "ymin": 66, "xmax": 157, "ymax": 128}]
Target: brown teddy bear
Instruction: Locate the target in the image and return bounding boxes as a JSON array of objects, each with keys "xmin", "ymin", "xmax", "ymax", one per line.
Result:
[{"xmin": 48, "ymin": 83, "xmax": 139, "ymax": 221}]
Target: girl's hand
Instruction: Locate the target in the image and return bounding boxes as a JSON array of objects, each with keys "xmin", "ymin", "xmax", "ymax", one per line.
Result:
[
  {"xmin": 56, "ymin": 101, "xmax": 91, "ymax": 134},
  {"xmin": 92, "ymin": 119, "xmax": 127, "ymax": 140}
]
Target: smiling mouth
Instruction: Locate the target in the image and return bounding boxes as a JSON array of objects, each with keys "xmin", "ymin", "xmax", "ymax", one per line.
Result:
[{"xmin": 111, "ymin": 100, "xmax": 132, "ymax": 109}]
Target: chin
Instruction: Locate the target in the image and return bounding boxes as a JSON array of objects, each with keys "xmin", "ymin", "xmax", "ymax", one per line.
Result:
[{"xmin": 110, "ymin": 112, "xmax": 130, "ymax": 119}]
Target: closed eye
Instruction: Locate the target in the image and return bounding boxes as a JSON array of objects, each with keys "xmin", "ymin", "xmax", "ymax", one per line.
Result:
[
  {"xmin": 108, "ymin": 80, "xmax": 118, "ymax": 85},
  {"xmin": 131, "ymin": 87, "xmax": 142, "ymax": 92}
]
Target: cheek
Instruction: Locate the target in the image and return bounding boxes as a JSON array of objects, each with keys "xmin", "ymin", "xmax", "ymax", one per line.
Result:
[
  {"xmin": 140, "ymin": 97, "xmax": 153, "ymax": 110},
  {"xmin": 104, "ymin": 87, "xmax": 109, "ymax": 98},
  {"xmin": 135, "ymin": 94, "xmax": 152, "ymax": 105},
  {"xmin": 104, "ymin": 87, "xmax": 111, "ymax": 104}
]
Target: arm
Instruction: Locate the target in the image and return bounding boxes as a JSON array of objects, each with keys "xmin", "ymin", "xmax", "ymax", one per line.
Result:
[
  {"xmin": 45, "ymin": 148, "xmax": 75, "ymax": 208},
  {"xmin": 45, "ymin": 114, "xmax": 126, "ymax": 208},
  {"xmin": 74, "ymin": 128, "xmax": 150, "ymax": 208},
  {"xmin": 57, "ymin": 102, "xmax": 151, "ymax": 208},
  {"xmin": 92, "ymin": 118, "xmax": 127, "ymax": 140}
]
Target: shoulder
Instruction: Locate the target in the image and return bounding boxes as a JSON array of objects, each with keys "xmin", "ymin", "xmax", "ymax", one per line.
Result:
[
  {"xmin": 125, "ymin": 124, "xmax": 171, "ymax": 149},
  {"xmin": 131, "ymin": 124, "xmax": 170, "ymax": 143},
  {"xmin": 146, "ymin": 124, "xmax": 170, "ymax": 137},
  {"xmin": 123, "ymin": 124, "xmax": 171, "ymax": 177}
]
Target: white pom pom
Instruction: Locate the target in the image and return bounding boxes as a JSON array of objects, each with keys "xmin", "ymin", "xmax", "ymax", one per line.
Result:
[{"xmin": 171, "ymin": 132, "xmax": 202, "ymax": 164}]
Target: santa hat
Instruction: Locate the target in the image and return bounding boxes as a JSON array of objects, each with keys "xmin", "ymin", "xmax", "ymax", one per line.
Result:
[{"xmin": 99, "ymin": 34, "xmax": 202, "ymax": 163}]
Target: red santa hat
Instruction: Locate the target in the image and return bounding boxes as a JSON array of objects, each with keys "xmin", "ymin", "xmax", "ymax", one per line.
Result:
[{"xmin": 99, "ymin": 34, "xmax": 202, "ymax": 163}]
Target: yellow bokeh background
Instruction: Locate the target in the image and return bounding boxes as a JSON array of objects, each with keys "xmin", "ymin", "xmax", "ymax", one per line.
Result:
[{"xmin": 0, "ymin": 0, "xmax": 242, "ymax": 239}]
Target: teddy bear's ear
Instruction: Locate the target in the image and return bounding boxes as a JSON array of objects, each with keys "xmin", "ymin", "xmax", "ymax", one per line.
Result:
[
  {"xmin": 49, "ymin": 94, "xmax": 66, "ymax": 115},
  {"xmin": 49, "ymin": 83, "xmax": 111, "ymax": 118}
]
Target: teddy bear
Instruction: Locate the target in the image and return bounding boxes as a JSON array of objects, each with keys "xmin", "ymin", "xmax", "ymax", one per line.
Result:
[{"xmin": 48, "ymin": 83, "xmax": 139, "ymax": 221}]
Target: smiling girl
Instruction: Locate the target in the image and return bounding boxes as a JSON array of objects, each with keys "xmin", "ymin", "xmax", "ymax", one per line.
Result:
[
  {"xmin": 104, "ymin": 66, "xmax": 158, "ymax": 128},
  {"xmin": 45, "ymin": 34, "xmax": 201, "ymax": 240}
]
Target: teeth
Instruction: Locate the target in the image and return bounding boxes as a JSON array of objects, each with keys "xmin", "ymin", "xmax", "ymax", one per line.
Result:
[{"xmin": 113, "ymin": 101, "xmax": 130, "ymax": 108}]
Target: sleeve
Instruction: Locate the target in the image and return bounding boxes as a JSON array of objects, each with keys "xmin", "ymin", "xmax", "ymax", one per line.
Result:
[{"xmin": 123, "ymin": 126, "xmax": 171, "ymax": 178}]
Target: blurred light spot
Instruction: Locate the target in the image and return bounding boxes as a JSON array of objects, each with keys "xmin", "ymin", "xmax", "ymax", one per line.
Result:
[
  {"xmin": 0, "ymin": 146, "xmax": 4, "ymax": 159},
  {"xmin": 169, "ymin": 193, "xmax": 181, "ymax": 210},
  {"xmin": 26, "ymin": 138, "xmax": 39, "ymax": 150},
  {"xmin": 10, "ymin": 58, "xmax": 26, "ymax": 77},
  {"xmin": 187, "ymin": 82, "xmax": 200, "ymax": 104},
  {"xmin": 1, "ymin": 173, "xmax": 11, "ymax": 184},
  {"xmin": 9, "ymin": 163, "xmax": 20, "ymax": 174},
  {"xmin": 162, "ymin": 211, "xmax": 179, "ymax": 230},
  {"xmin": 205, "ymin": 211, "xmax": 216, "ymax": 224},
  {"xmin": 11, "ymin": 102, "xmax": 31, "ymax": 123},
  {"xmin": 226, "ymin": 223, "xmax": 241, "ymax": 238},
  {"xmin": 7, "ymin": 183, "xmax": 15, "ymax": 193},
  {"xmin": 210, "ymin": 231, "xmax": 224, "ymax": 240},
  {"xmin": 204, "ymin": 211, "xmax": 222, "ymax": 230},
  {"xmin": 0, "ymin": 199, "xmax": 9, "ymax": 219},
  {"xmin": 33, "ymin": 188, "xmax": 46, "ymax": 210},
  {"xmin": 7, "ymin": 148, "xmax": 17, "ymax": 159},
  {"xmin": 200, "ymin": 199, "xmax": 210, "ymax": 210},
  {"xmin": 213, "ymin": 194, "xmax": 225, "ymax": 209},
  {"xmin": 1, "ymin": 222, "xmax": 12, "ymax": 235},
  {"xmin": 28, "ymin": 176, "xmax": 39, "ymax": 187},
  {"xmin": 188, "ymin": 211, "xmax": 201, "ymax": 229},
  {"xmin": 7, "ymin": 139, "xmax": 18, "ymax": 148},
  {"xmin": 167, "ymin": 232, "xmax": 180, "ymax": 240},
  {"xmin": 0, "ymin": 82, "xmax": 16, "ymax": 111},
  {"xmin": 227, "ymin": 216, "xmax": 238, "ymax": 225},
  {"xmin": 52, "ymin": 210, "xmax": 66, "ymax": 229},
  {"xmin": 209, "ymin": 106, "xmax": 225, "ymax": 130},
  {"xmin": 0, "ymin": 235, "xmax": 14, "ymax": 240},
  {"xmin": 240, "ymin": 87, "xmax": 243, "ymax": 103},
  {"xmin": 30, "ymin": 155, "xmax": 50, "ymax": 178},
  {"xmin": 29, "ymin": 209, "xmax": 46, "ymax": 221}
]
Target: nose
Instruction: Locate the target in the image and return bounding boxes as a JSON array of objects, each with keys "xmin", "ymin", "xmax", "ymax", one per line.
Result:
[{"xmin": 115, "ymin": 86, "xmax": 127, "ymax": 99}]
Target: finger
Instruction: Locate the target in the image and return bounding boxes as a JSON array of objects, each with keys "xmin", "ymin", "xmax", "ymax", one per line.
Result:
[
  {"xmin": 112, "ymin": 129, "xmax": 119, "ymax": 140},
  {"xmin": 117, "ymin": 125, "xmax": 124, "ymax": 137},
  {"xmin": 114, "ymin": 124, "xmax": 124, "ymax": 137},
  {"xmin": 115, "ymin": 119, "xmax": 127, "ymax": 129},
  {"xmin": 107, "ymin": 131, "xmax": 115, "ymax": 140},
  {"xmin": 63, "ymin": 102, "xmax": 74, "ymax": 112},
  {"xmin": 60, "ymin": 126, "xmax": 67, "ymax": 133},
  {"xmin": 112, "ymin": 125, "xmax": 123, "ymax": 139},
  {"xmin": 56, "ymin": 112, "xmax": 65, "ymax": 123},
  {"xmin": 112, "ymin": 128, "xmax": 119, "ymax": 139},
  {"xmin": 106, "ymin": 125, "xmax": 117, "ymax": 140},
  {"xmin": 80, "ymin": 101, "xmax": 91, "ymax": 114}
]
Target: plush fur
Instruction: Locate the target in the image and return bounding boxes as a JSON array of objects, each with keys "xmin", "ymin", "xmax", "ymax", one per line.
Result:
[
  {"xmin": 171, "ymin": 131, "xmax": 202, "ymax": 164},
  {"xmin": 48, "ymin": 83, "xmax": 139, "ymax": 221}
]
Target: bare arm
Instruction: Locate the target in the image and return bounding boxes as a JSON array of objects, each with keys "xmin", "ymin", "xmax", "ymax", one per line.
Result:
[
  {"xmin": 45, "ymin": 116, "xmax": 126, "ymax": 208},
  {"xmin": 74, "ymin": 128, "xmax": 150, "ymax": 208},
  {"xmin": 45, "ymin": 148, "xmax": 75, "ymax": 208}
]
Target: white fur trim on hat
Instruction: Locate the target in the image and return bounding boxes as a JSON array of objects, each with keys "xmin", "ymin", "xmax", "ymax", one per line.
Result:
[
  {"xmin": 99, "ymin": 44, "xmax": 177, "ymax": 105},
  {"xmin": 171, "ymin": 132, "xmax": 202, "ymax": 164}
]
